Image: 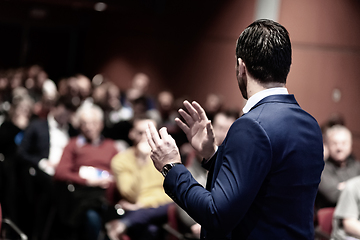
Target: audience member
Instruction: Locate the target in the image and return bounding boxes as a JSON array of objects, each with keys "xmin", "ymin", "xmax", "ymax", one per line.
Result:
[
  {"xmin": 212, "ymin": 110, "xmax": 239, "ymax": 146},
  {"xmin": 132, "ymin": 96, "xmax": 161, "ymax": 127},
  {"xmin": 59, "ymin": 74, "xmax": 93, "ymax": 110},
  {"xmin": 24, "ymin": 64, "xmax": 43, "ymax": 95},
  {"xmin": 0, "ymin": 70, "xmax": 11, "ymax": 103},
  {"xmin": 0, "ymin": 70, "xmax": 11, "ymax": 124},
  {"xmin": 124, "ymin": 73, "xmax": 156, "ymax": 112},
  {"xmin": 93, "ymin": 82, "xmax": 133, "ymax": 125},
  {"xmin": 8, "ymin": 68, "xmax": 25, "ymax": 93},
  {"xmin": 54, "ymin": 104, "xmax": 118, "ymax": 240},
  {"xmin": 331, "ymin": 176, "xmax": 360, "ymax": 240},
  {"xmin": 93, "ymin": 82, "xmax": 133, "ymax": 148},
  {"xmin": 67, "ymin": 74, "xmax": 95, "ymax": 131},
  {"xmin": 33, "ymin": 79, "xmax": 58, "ymax": 119},
  {"xmin": 157, "ymin": 90, "xmax": 176, "ymax": 127},
  {"xmin": 75, "ymin": 74, "xmax": 93, "ymax": 105},
  {"xmin": 317, "ymin": 125, "xmax": 360, "ymax": 209},
  {"xmin": 19, "ymin": 96, "xmax": 76, "ymax": 176},
  {"xmin": 126, "ymin": 73, "xmax": 150, "ymax": 103},
  {"xmin": 321, "ymin": 114, "xmax": 346, "ymax": 161},
  {"xmin": 63, "ymin": 76, "xmax": 80, "ymax": 105},
  {"xmin": 204, "ymin": 93, "xmax": 223, "ymax": 121},
  {"xmin": 105, "ymin": 116, "xmax": 173, "ymax": 240},
  {"xmin": 27, "ymin": 67, "xmax": 49, "ymax": 103},
  {"xmin": 17, "ymin": 96, "xmax": 77, "ymax": 239},
  {"xmin": 0, "ymin": 96, "xmax": 34, "ymax": 224},
  {"xmin": 57, "ymin": 78, "xmax": 69, "ymax": 97}
]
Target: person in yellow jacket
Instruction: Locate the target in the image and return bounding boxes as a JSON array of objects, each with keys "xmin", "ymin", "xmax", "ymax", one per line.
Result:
[{"xmin": 106, "ymin": 116, "xmax": 173, "ymax": 240}]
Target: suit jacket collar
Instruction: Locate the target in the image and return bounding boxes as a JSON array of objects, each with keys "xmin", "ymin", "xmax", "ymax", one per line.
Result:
[{"xmin": 249, "ymin": 94, "xmax": 299, "ymax": 112}]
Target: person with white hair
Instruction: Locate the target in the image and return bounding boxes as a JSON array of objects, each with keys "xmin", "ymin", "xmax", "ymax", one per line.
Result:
[{"xmin": 54, "ymin": 104, "xmax": 118, "ymax": 240}]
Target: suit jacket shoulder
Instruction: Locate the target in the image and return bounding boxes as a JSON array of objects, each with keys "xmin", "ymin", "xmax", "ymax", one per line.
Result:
[{"xmin": 165, "ymin": 94, "xmax": 324, "ymax": 240}]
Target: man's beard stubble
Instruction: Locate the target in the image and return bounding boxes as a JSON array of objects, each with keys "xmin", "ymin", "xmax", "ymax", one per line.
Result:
[{"xmin": 236, "ymin": 68, "xmax": 248, "ymax": 100}]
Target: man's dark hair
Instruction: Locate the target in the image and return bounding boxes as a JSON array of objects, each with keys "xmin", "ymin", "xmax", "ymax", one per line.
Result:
[
  {"xmin": 235, "ymin": 19, "xmax": 292, "ymax": 84},
  {"xmin": 54, "ymin": 96, "xmax": 78, "ymax": 112}
]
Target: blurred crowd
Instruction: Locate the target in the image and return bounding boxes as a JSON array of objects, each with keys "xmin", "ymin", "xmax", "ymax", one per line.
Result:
[
  {"xmin": 0, "ymin": 65, "xmax": 239, "ymax": 240},
  {"xmin": 0, "ymin": 65, "xmax": 359, "ymax": 240},
  {"xmin": 315, "ymin": 116, "xmax": 360, "ymax": 240}
]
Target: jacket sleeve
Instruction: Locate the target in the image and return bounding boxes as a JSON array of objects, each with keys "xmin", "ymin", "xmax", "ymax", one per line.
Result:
[
  {"xmin": 54, "ymin": 141, "xmax": 87, "ymax": 185},
  {"xmin": 201, "ymin": 151, "xmax": 218, "ymax": 171},
  {"xmin": 163, "ymin": 117, "xmax": 272, "ymax": 235}
]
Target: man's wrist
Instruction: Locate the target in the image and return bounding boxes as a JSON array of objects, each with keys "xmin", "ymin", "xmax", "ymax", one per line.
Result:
[
  {"xmin": 204, "ymin": 146, "xmax": 218, "ymax": 162},
  {"xmin": 161, "ymin": 163, "xmax": 182, "ymax": 177}
]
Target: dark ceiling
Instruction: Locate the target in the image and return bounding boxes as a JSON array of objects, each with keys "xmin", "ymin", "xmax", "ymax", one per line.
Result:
[
  {"xmin": 0, "ymin": 0, "xmax": 226, "ymax": 25},
  {"xmin": 0, "ymin": 0, "xmax": 228, "ymax": 80}
]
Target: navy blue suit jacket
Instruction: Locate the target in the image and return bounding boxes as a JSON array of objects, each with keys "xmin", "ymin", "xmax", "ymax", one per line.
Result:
[
  {"xmin": 164, "ymin": 94, "xmax": 324, "ymax": 239},
  {"xmin": 18, "ymin": 119, "xmax": 50, "ymax": 166}
]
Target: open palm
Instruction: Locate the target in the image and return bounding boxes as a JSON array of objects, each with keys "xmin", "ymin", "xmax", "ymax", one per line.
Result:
[{"xmin": 175, "ymin": 101, "xmax": 216, "ymax": 160}]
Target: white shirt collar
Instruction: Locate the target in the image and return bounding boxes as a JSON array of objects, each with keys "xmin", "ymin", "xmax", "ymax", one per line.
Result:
[
  {"xmin": 242, "ymin": 87, "xmax": 289, "ymax": 114},
  {"xmin": 48, "ymin": 114, "xmax": 68, "ymax": 131},
  {"xmin": 47, "ymin": 114, "xmax": 59, "ymax": 128}
]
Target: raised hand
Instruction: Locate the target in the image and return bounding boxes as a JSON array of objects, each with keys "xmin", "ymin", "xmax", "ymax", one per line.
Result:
[
  {"xmin": 175, "ymin": 100, "xmax": 216, "ymax": 160},
  {"xmin": 146, "ymin": 123, "xmax": 182, "ymax": 171}
]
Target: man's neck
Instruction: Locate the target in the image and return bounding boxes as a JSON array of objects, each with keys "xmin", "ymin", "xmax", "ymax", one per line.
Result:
[{"xmin": 247, "ymin": 78, "xmax": 285, "ymax": 99}]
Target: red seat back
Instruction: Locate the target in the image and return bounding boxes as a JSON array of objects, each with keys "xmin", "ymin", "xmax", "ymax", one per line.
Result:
[{"xmin": 317, "ymin": 207, "xmax": 335, "ymax": 236}]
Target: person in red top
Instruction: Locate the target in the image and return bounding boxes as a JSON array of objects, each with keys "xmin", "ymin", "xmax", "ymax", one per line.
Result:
[{"xmin": 54, "ymin": 104, "xmax": 118, "ymax": 240}]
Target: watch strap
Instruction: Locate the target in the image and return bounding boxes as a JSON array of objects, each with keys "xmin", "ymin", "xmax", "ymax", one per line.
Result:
[{"xmin": 161, "ymin": 163, "xmax": 182, "ymax": 177}]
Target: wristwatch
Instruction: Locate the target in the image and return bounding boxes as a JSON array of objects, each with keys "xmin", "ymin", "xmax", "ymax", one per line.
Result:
[{"xmin": 161, "ymin": 163, "xmax": 182, "ymax": 177}]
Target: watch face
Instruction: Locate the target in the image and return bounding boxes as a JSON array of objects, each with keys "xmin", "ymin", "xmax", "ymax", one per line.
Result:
[
  {"xmin": 162, "ymin": 163, "xmax": 180, "ymax": 177},
  {"xmin": 162, "ymin": 164, "xmax": 171, "ymax": 177},
  {"xmin": 161, "ymin": 168, "xmax": 168, "ymax": 177}
]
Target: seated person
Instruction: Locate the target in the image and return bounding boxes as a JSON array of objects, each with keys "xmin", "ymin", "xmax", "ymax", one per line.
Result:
[
  {"xmin": 317, "ymin": 125, "xmax": 360, "ymax": 209},
  {"xmin": 17, "ymin": 96, "xmax": 75, "ymax": 239},
  {"xmin": 0, "ymin": 96, "xmax": 33, "ymax": 229},
  {"xmin": 331, "ymin": 176, "xmax": 360, "ymax": 240},
  {"xmin": 92, "ymin": 82, "xmax": 133, "ymax": 149},
  {"xmin": 54, "ymin": 104, "xmax": 118, "ymax": 240},
  {"xmin": 106, "ymin": 116, "xmax": 173, "ymax": 240}
]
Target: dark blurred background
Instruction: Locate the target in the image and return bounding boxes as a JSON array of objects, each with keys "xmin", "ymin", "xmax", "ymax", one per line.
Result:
[{"xmin": 0, "ymin": 0, "xmax": 360, "ymax": 156}]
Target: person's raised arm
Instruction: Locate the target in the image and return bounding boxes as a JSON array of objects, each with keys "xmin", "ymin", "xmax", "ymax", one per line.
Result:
[
  {"xmin": 175, "ymin": 100, "xmax": 216, "ymax": 160},
  {"xmin": 146, "ymin": 122, "xmax": 181, "ymax": 171}
]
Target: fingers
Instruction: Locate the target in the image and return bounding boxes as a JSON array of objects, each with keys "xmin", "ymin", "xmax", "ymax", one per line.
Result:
[
  {"xmin": 146, "ymin": 122, "xmax": 158, "ymax": 150},
  {"xmin": 159, "ymin": 127, "xmax": 170, "ymax": 142},
  {"xmin": 145, "ymin": 129, "xmax": 155, "ymax": 149},
  {"xmin": 175, "ymin": 117, "xmax": 190, "ymax": 134},
  {"xmin": 192, "ymin": 101, "xmax": 208, "ymax": 121},
  {"xmin": 146, "ymin": 124, "xmax": 173, "ymax": 149},
  {"xmin": 183, "ymin": 100, "xmax": 200, "ymax": 122},
  {"xmin": 178, "ymin": 108, "xmax": 194, "ymax": 126}
]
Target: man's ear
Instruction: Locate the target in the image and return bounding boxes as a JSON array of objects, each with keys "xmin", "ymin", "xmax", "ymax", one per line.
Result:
[{"xmin": 237, "ymin": 58, "xmax": 246, "ymax": 76}]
